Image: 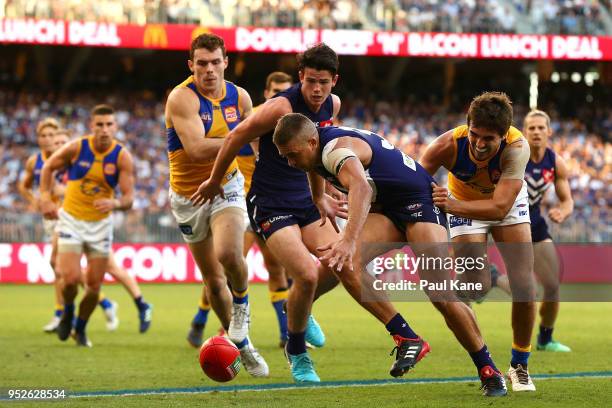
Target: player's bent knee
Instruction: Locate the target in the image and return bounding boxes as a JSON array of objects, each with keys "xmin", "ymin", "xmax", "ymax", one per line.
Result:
[
  {"xmin": 290, "ymin": 266, "xmax": 318, "ymax": 288},
  {"xmin": 61, "ymin": 269, "xmax": 82, "ymax": 287},
  {"xmin": 206, "ymin": 275, "xmax": 228, "ymax": 296},
  {"xmin": 216, "ymin": 249, "xmax": 245, "ymax": 271},
  {"xmin": 84, "ymin": 283, "xmax": 102, "ymax": 294}
]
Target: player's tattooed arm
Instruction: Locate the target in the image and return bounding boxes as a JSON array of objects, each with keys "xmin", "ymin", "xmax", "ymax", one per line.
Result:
[
  {"xmin": 419, "ymin": 130, "xmax": 456, "ymax": 175},
  {"xmin": 166, "ymin": 87, "xmax": 225, "ymax": 163},
  {"xmin": 39, "ymin": 140, "xmax": 79, "ymax": 219},
  {"xmin": 549, "ymin": 154, "xmax": 574, "ymax": 223},
  {"xmin": 18, "ymin": 154, "xmax": 38, "ymax": 209},
  {"xmin": 499, "ymin": 138, "xmax": 530, "ymax": 181}
]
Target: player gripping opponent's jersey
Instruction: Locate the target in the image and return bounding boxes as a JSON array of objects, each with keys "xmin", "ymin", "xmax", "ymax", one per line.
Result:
[
  {"xmin": 446, "ymin": 124, "xmax": 530, "ymax": 238},
  {"xmin": 315, "ymin": 125, "xmax": 444, "ymax": 231},
  {"xmin": 420, "ymin": 92, "xmax": 537, "ymax": 393},
  {"xmin": 272, "ymin": 114, "xmax": 508, "ymax": 397}
]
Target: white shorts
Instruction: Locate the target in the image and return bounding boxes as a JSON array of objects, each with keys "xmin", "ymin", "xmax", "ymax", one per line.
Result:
[
  {"xmin": 43, "ymin": 219, "xmax": 57, "ymax": 238},
  {"xmin": 170, "ymin": 171, "xmax": 247, "ymax": 243},
  {"xmin": 448, "ymin": 181, "xmax": 530, "ymax": 239},
  {"xmin": 57, "ymin": 208, "xmax": 113, "ymax": 255}
]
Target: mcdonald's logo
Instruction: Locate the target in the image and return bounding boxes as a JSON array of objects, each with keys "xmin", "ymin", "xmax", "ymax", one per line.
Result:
[
  {"xmin": 143, "ymin": 25, "xmax": 168, "ymax": 48},
  {"xmin": 191, "ymin": 27, "xmax": 210, "ymax": 40}
]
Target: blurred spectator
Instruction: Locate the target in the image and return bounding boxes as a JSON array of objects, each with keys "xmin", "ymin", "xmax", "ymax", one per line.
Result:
[{"xmin": 3, "ymin": 0, "xmax": 610, "ymax": 34}]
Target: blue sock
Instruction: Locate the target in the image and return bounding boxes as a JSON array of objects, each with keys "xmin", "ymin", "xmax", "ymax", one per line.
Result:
[
  {"xmin": 64, "ymin": 304, "xmax": 75, "ymax": 315},
  {"xmin": 54, "ymin": 308, "xmax": 63, "ymax": 318},
  {"xmin": 234, "ymin": 337, "xmax": 249, "ymax": 349},
  {"xmin": 232, "ymin": 288, "xmax": 249, "ymax": 305},
  {"xmin": 74, "ymin": 317, "xmax": 88, "ymax": 334},
  {"xmin": 469, "ymin": 345, "xmax": 498, "ymax": 375},
  {"xmin": 272, "ymin": 300, "xmax": 288, "ymax": 341},
  {"xmin": 233, "ymin": 293, "xmax": 248, "ymax": 304},
  {"xmin": 287, "ymin": 331, "xmax": 307, "ymax": 355},
  {"xmin": 99, "ymin": 298, "xmax": 112, "ymax": 310},
  {"xmin": 511, "ymin": 348, "xmax": 531, "ymax": 368},
  {"xmin": 192, "ymin": 308, "xmax": 210, "ymax": 326},
  {"xmin": 538, "ymin": 325, "xmax": 553, "ymax": 345},
  {"xmin": 134, "ymin": 296, "xmax": 147, "ymax": 312},
  {"xmin": 385, "ymin": 313, "xmax": 418, "ymax": 339}
]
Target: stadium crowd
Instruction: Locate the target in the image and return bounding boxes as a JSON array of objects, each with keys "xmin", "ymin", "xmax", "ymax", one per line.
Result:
[
  {"xmin": 0, "ymin": 88, "xmax": 609, "ymax": 243},
  {"xmin": 1, "ymin": 0, "xmax": 610, "ymax": 34}
]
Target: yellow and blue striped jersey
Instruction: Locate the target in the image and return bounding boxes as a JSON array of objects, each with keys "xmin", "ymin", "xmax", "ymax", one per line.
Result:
[
  {"xmin": 62, "ymin": 135, "xmax": 123, "ymax": 221},
  {"xmin": 448, "ymin": 125, "xmax": 524, "ymax": 201},
  {"xmin": 166, "ymin": 77, "xmax": 242, "ymax": 197},
  {"xmin": 33, "ymin": 152, "xmax": 65, "ymax": 204}
]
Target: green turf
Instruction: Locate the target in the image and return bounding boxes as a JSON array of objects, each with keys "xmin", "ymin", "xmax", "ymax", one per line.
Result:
[{"xmin": 1, "ymin": 283, "xmax": 611, "ymax": 406}]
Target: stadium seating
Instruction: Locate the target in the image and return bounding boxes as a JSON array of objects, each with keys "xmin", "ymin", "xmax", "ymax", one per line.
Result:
[{"xmin": 2, "ymin": 0, "xmax": 610, "ymax": 34}]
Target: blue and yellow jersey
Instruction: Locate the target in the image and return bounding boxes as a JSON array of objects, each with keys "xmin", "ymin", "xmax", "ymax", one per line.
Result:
[
  {"xmin": 33, "ymin": 152, "xmax": 49, "ymax": 186},
  {"xmin": 62, "ymin": 135, "xmax": 123, "ymax": 221},
  {"xmin": 166, "ymin": 77, "xmax": 242, "ymax": 197},
  {"xmin": 448, "ymin": 125, "xmax": 524, "ymax": 201},
  {"xmin": 236, "ymin": 104, "xmax": 259, "ymax": 194},
  {"xmin": 33, "ymin": 152, "xmax": 65, "ymax": 204}
]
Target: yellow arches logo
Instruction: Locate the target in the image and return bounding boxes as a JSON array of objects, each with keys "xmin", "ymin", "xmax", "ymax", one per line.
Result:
[
  {"xmin": 143, "ymin": 25, "xmax": 168, "ymax": 48},
  {"xmin": 191, "ymin": 27, "xmax": 210, "ymax": 40}
]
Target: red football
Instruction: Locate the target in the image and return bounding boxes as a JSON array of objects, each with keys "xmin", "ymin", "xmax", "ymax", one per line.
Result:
[{"xmin": 199, "ymin": 336, "xmax": 241, "ymax": 382}]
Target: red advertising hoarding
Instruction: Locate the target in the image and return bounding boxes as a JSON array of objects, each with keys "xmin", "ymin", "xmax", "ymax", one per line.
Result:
[
  {"xmin": 0, "ymin": 243, "xmax": 609, "ymax": 284},
  {"xmin": 1, "ymin": 18, "xmax": 611, "ymax": 60}
]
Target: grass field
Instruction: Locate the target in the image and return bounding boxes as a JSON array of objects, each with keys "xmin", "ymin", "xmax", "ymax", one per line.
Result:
[{"xmin": 1, "ymin": 283, "xmax": 611, "ymax": 406}]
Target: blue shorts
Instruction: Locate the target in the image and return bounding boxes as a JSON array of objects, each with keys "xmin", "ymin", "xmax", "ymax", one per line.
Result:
[
  {"xmin": 380, "ymin": 202, "xmax": 447, "ymax": 234},
  {"xmin": 246, "ymin": 193, "xmax": 321, "ymax": 241},
  {"xmin": 530, "ymin": 212, "xmax": 551, "ymax": 242}
]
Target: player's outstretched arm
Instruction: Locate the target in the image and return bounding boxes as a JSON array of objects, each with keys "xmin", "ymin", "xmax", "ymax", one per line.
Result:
[
  {"xmin": 549, "ymin": 154, "xmax": 574, "ymax": 223},
  {"xmin": 190, "ymin": 97, "xmax": 292, "ymax": 205},
  {"xmin": 209, "ymin": 96, "xmax": 291, "ymax": 184},
  {"xmin": 166, "ymin": 87, "xmax": 225, "ymax": 163},
  {"xmin": 39, "ymin": 140, "xmax": 79, "ymax": 219},
  {"xmin": 419, "ymin": 130, "xmax": 456, "ymax": 176},
  {"xmin": 93, "ymin": 149, "xmax": 135, "ymax": 213},
  {"xmin": 18, "ymin": 154, "xmax": 38, "ymax": 209}
]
